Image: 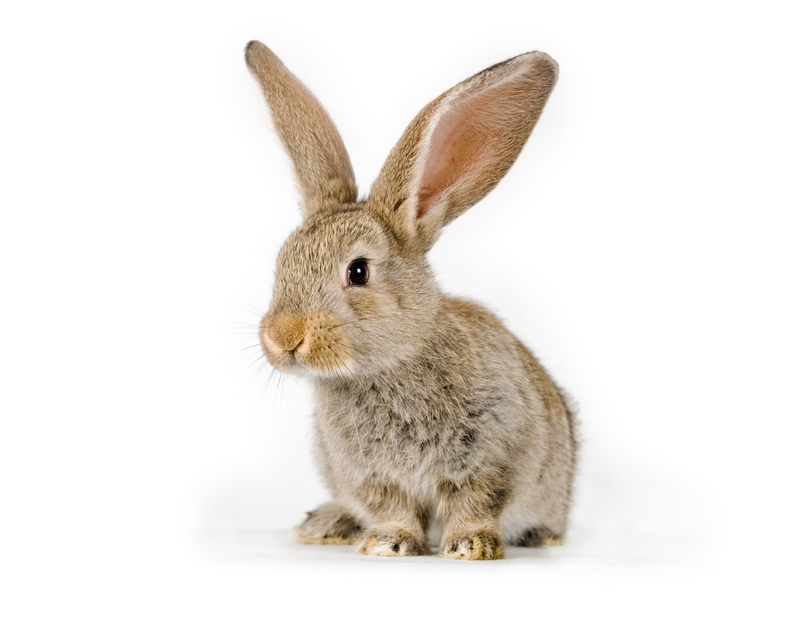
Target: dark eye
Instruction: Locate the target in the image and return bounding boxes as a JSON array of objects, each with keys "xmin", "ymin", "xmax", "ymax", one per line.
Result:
[{"xmin": 347, "ymin": 258, "xmax": 369, "ymax": 286}]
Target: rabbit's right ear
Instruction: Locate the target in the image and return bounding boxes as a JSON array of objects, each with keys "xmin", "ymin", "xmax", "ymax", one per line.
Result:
[
  {"xmin": 245, "ymin": 41, "xmax": 358, "ymax": 219},
  {"xmin": 368, "ymin": 52, "xmax": 558, "ymax": 253}
]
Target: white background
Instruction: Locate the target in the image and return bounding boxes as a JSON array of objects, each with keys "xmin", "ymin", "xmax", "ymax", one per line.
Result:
[{"xmin": 1, "ymin": 0, "xmax": 798, "ymax": 618}]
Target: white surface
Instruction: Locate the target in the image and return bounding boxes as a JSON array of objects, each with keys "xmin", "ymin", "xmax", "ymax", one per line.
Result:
[
  {"xmin": 191, "ymin": 529, "xmax": 756, "ymax": 619},
  {"xmin": 200, "ymin": 527, "xmax": 697, "ymax": 567},
  {"xmin": 1, "ymin": 0, "xmax": 798, "ymax": 619}
]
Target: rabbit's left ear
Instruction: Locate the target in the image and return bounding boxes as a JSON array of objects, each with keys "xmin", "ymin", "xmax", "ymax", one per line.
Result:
[
  {"xmin": 245, "ymin": 41, "xmax": 358, "ymax": 219},
  {"xmin": 368, "ymin": 52, "xmax": 558, "ymax": 252}
]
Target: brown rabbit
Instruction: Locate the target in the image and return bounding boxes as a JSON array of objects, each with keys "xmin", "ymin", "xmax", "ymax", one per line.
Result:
[{"xmin": 245, "ymin": 41, "xmax": 577, "ymax": 560}]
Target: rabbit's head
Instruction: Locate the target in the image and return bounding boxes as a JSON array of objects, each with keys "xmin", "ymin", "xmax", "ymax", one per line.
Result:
[
  {"xmin": 246, "ymin": 42, "xmax": 558, "ymax": 378},
  {"xmin": 261, "ymin": 206, "xmax": 441, "ymax": 378}
]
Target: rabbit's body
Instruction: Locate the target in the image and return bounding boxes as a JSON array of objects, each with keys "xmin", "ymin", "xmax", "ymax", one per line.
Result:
[
  {"xmin": 245, "ymin": 42, "xmax": 576, "ymax": 559},
  {"xmin": 312, "ymin": 295, "xmax": 575, "ymax": 547}
]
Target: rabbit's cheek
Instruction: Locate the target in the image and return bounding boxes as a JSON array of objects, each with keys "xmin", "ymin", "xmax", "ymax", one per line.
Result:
[{"xmin": 294, "ymin": 318, "xmax": 354, "ymax": 376}]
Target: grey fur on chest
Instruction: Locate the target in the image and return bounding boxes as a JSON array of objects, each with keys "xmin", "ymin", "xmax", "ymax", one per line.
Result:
[{"xmin": 314, "ymin": 368, "xmax": 520, "ymax": 481}]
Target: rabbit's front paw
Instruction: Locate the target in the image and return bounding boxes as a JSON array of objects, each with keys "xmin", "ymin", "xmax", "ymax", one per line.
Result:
[
  {"xmin": 293, "ymin": 502, "xmax": 363, "ymax": 545},
  {"xmin": 355, "ymin": 527, "xmax": 430, "ymax": 557},
  {"xmin": 440, "ymin": 531, "xmax": 505, "ymax": 560}
]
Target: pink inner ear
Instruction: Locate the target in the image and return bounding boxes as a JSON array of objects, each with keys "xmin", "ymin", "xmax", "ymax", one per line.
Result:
[{"xmin": 415, "ymin": 74, "xmax": 533, "ymax": 221}]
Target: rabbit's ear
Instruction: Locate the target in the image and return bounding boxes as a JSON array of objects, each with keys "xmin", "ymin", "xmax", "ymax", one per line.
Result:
[
  {"xmin": 369, "ymin": 52, "xmax": 558, "ymax": 252},
  {"xmin": 245, "ymin": 41, "xmax": 358, "ymax": 219}
]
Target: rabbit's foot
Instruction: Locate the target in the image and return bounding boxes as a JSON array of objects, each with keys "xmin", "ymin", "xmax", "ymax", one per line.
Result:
[
  {"xmin": 355, "ymin": 527, "xmax": 430, "ymax": 557},
  {"xmin": 293, "ymin": 502, "xmax": 363, "ymax": 545},
  {"xmin": 512, "ymin": 526, "xmax": 564, "ymax": 548},
  {"xmin": 440, "ymin": 531, "xmax": 505, "ymax": 560}
]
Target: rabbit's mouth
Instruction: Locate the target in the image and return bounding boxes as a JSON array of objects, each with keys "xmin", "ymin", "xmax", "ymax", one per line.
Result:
[{"xmin": 260, "ymin": 311, "xmax": 355, "ymax": 377}]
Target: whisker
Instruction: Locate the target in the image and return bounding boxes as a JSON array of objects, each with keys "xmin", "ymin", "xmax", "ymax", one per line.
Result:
[
  {"xmin": 223, "ymin": 343, "xmax": 264, "ymax": 358},
  {"xmin": 233, "ymin": 298, "xmax": 267, "ymax": 319},
  {"xmin": 231, "ymin": 351, "xmax": 265, "ymax": 371},
  {"xmin": 257, "ymin": 367, "xmax": 277, "ymax": 407},
  {"xmin": 333, "ymin": 340, "xmax": 354, "ymax": 353},
  {"xmin": 238, "ymin": 342, "xmax": 264, "ymax": 351},
  {"xmin": 323, "ymin": 321, "xmax": 355, "ymax": 330},
  {"xmin": 276, "ymin": 371, "xmax": 287, "ymax": 416},
  {"xmin": 272, "ymin": 369, "xmax": 283, "ymax": 414},
  {"xmin": 331, "ymin": 349, "xmax": 354, "ymax": 379},
  {"xmin": 243, "ymin": 358, "xmax": 270, "ymax": 392},
  {"xmin": 236, "ymin": 348, "xmax": 268, "ymax": 378}
]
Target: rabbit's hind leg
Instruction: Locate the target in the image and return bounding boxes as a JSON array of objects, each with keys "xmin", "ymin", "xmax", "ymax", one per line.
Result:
[
  {"xmin": 293, "ymin": 502, "xmax": 363, "ymax": 545},
  {"xmin": 511, "ymin": 526, "xmax": 564, "ymax": 548}
]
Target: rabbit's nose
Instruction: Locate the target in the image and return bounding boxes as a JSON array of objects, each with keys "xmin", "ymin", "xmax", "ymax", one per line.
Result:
[{"xmin": 263, "ymin": 314, "xmax": 306, "ymax": 353}]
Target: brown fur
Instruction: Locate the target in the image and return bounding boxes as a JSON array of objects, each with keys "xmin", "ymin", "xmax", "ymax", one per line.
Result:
[
  {"xmin": 245, "ymin": 42, "xmax": 576, "ymax": 560},
  {"xmin": 292, "ymin": 502, "xmax": 363, "ymax": 545},
  {"xmin": 245, "ymin": 42, "xmax": 357, "ymax": 217}
]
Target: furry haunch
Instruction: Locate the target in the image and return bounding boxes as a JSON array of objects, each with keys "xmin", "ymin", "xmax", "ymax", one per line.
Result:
[{"xmin": 245, "ymin": 41, "xmax": 577, "ymax": 560}]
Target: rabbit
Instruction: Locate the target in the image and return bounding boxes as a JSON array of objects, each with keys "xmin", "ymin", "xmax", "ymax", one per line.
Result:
[{"xmin": 245, "ymin": 41, "xmax": 577, "ymax": 560}]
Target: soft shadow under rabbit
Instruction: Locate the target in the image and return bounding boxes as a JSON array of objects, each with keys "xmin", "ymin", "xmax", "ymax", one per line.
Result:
[{"xmin": 245, "ymin": 41, "xmax": 577, "ymax": 560}]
